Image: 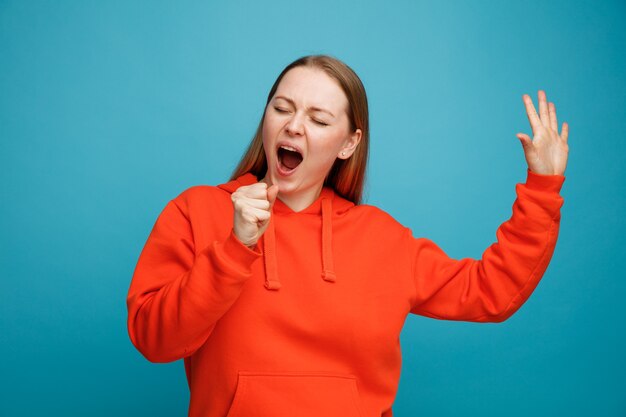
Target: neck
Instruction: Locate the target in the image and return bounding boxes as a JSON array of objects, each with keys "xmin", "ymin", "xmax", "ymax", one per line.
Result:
[{"xmin": 276, "ymin": 182, "xmax": 324, "ymax": 213}]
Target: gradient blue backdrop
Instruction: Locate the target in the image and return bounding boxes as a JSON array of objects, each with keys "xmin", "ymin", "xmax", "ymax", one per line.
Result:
[{"xmin": 1, "ymin": 0, "xmax": 624, "ymax": 415}]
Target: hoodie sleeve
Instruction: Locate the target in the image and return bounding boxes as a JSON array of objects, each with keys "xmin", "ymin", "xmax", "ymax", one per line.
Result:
[
  {"xmin": 409, "ymin": 168, "xmax": 565, "ymax": 322},
  {"xmin": 126, "ymin": 195, "xmax": 262, "ymax": 363}
]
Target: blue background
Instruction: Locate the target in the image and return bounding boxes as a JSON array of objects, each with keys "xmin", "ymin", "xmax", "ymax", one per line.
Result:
[{"xmin": 1, "ymin": 0, "xmax": 624, "ymax": 415}]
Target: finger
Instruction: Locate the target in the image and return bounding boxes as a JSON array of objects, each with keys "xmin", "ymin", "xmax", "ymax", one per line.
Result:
[
  {"xmin": 243, "ymin": 206, "xmax": 270, "ymax": 223},
  {"xmin": 516, "ymin": 133, "xmax": 533, "ymax": 148},
  {"xmin": 538, "ymin": 90, "xmax": 550, "ymax": 128},
  {"xmin": 267, "ymin": 184, "xmax": 279, "ymax": 210},
  {"xmin": 239, "ymin": 195, "xmax": 270, "ymax": 210},
  {"xmin": 522, "ymin": 94, "xmax": 542, "ymax": 134},
  {"xmin": 237, "ymin": 183, "xmax": 268, "ymax": 199},
  {"xmin": 549, "ymin": 102, "xmax": 558, "ymax": 132},
  {"xmin": 561, "ymin": 122, "xmax": 569, "ymax": 142}
]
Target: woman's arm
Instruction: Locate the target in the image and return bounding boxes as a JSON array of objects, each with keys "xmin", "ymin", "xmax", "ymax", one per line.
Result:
[
  {"xmin": 409, "ymin": 169, "xmax": 565, "ymax": 322},
  {"xmin": 126, "ymin": 197, "xmax": 262, "ymax": 363},
  {"xmin": 409, "ymin": 90, "xmax": 569, "ymax": 322}
]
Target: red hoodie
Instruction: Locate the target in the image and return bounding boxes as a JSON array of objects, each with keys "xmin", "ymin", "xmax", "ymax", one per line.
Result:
[{"xmin": 126, "ymin": 168, "xmax": 565, "ymax": 417}]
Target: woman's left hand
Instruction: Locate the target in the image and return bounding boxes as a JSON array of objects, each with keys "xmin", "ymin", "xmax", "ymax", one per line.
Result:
[{"xmin": 516, "ymin": 90, "xmax": 569, "ymax": 176}]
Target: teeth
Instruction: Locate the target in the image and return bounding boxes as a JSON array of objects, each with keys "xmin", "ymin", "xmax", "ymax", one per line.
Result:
[{"xmin": 280, "ymin": 145, "xmax": 299, "ymax": 153}]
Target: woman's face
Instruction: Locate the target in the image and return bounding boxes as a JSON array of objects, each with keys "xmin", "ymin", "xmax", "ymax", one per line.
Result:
[{"xmin": 262, "ymin": 66, "xmax": 361, "ymax": 200}]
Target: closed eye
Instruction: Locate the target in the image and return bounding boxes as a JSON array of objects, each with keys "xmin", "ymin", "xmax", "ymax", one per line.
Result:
[{"xmin": 274, "ymin": 107, "xmax": 329, "ymax": 127}]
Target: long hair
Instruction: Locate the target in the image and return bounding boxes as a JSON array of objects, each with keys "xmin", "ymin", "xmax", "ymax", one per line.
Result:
[{"xmin": 229, "ymin": 54, "xmax": 369, "ymax": 205}]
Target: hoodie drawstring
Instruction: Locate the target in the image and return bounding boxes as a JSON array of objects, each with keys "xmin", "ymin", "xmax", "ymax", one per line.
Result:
[
  {"xmin": 263, "ymin": 215, "xmax": 281, "ymax": 290},
  {"xmin": 321, "ymin": 198, "xmax": 336, "ymax": 283},
  {"xmin": 262, "ymin": 194, "xmax": 336, "ymax": 290}
]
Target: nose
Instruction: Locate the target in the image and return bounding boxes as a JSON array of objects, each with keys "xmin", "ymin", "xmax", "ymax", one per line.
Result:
[{"xmin": 285, "ymin": 112, "xmax": 305, "ymax": 136}]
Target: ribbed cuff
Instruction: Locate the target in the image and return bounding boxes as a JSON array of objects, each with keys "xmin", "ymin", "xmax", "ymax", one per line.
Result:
[
  {"xmin": 223, "ymin": 228, "xmax": 263, "ymax": 260},
  {"xmin": 524, "ymin": 168, "xmax": 566, "ymax": 193}
]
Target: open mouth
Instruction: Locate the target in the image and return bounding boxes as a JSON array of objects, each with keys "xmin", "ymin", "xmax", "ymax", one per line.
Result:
[{"xmin": 277, "ymin": 145, "xmax": 303, "ymax": 172}]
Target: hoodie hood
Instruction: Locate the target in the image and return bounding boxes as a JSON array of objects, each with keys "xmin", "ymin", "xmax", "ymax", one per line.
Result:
[{"xmin": 217, "ymin": 172, "xmax": 355, "ymax": 291}]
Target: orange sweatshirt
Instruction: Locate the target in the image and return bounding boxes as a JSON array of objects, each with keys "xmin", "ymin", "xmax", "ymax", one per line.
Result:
[{"xmin": 126, "ymin": 168, "xmax": 565, "ymax": 417}]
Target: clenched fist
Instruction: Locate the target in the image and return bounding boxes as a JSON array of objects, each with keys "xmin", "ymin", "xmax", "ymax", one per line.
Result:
[{"xmin": 231, "ymin": 179, "xmax": 279, "ymax": 248}]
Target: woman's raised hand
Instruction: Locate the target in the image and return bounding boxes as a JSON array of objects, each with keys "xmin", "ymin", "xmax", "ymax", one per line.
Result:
[
  {"xmin": 516, "ymin": 90, "xmax": 569, "ymax": 176},
  {"xmin": 231, "ymin": 180, "xmax": 279, "ymax": 248}
]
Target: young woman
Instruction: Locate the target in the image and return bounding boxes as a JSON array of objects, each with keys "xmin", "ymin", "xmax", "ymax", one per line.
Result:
[{"xmin": 126, "ymin": 54, "xmax": 569, "ymax": 417}]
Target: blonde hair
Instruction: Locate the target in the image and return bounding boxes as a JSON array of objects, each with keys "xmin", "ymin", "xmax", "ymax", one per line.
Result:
[{"xmin": 229, "ymin": 54, "xmax": 370, "ymax": 205}]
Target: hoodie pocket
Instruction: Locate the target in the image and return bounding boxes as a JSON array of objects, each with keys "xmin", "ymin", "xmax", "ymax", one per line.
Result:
[{"xmin": 225, "ymin": 370, "xmax": 365, "ymax": 417}]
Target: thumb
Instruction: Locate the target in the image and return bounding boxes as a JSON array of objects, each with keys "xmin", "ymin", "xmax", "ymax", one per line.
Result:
[
  {"xmin": 516, "ymin": 133, "xmax": 532, "ymax": 149},
  {"xmin": 267, "ymin": 184, "xmax": 279, "ymax": 210}
]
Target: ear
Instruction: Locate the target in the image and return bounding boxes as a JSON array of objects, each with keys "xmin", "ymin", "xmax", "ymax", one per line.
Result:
[{"xmin": 337, "ymin": 128, "xmax": 362, "ymax": 159}]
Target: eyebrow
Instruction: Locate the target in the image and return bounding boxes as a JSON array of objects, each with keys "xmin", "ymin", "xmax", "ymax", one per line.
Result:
[{"xmin": 273, "ymin": 95, "xmax": 335, "ymax": 118}]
